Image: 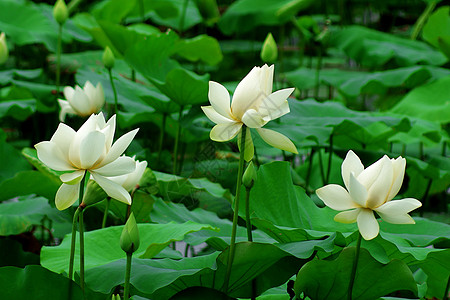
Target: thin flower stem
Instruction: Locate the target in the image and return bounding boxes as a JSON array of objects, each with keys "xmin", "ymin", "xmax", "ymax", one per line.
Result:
[
  {"xmin": 157, "ymin": 113, "xmax": 167, "ymax": 166},
  {"xmin": 124, "ymin": 251, "xmax": 133, "ymax": 300},
  {"xmin": 79, "ymin": 207, "xmax": 86, "ymax": 298},
  {"xmin": 131, "ymin": 69, "xmax": 136, "ymax": 82},
  {"xmin": 411, "ymin": 0, "xmax": 437, "ymax": 40},
  {"xmin": 108, "ymin": 68, "xmax": 119, "ymax": 116},
  {"xmin": 317, "ymin": 147, "xmax": 326, "ymax": 185},
  {"xmin": 314, "ymin": 46, "xmax": 323, "ymax": 99},
  {"xmin": 305, "ymin": 147, "xmax": 315, "ymax": 193},
  {"xmin": 101, "ymin": 198, "xmax": 110, "ymax": 228},
  {"xmin": 326, "ymin": 134, "xmax": 333, "ymax": 185},
  {"xmin": 347, "ymin": 232, "xmax": 362, "ymax": 300},
  {"xmin": 223, "ymin": 125, "xmax": 247, "ymax": 293},
  {"xmin": 173, "ymin": 106, "xmax": 184, "ymax": 175},
  {"xmin": 244, "ymin": 187, "xmax": 253, "ymax": 242},
  {"xmin": 68, "ymin": 207, "xmax": 80, "ymax": 280},
  {"xmin": 443, "ymin": 274, "xmax": 450, "ymax": 300},
  {"xmin": 56, "ymin": 24, "xmax": 62, "ymax": 95}
]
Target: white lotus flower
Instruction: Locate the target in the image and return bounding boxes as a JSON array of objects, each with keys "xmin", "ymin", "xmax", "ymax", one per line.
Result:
[
  {"xmin": 109, "ymin": 157, "xmax": 147, "ymax": 192},
  {"xmin": 316, "ymin": 150, "xmax": 422, "ymax": 240},
  {"xmin": 201, "ymin": 64, "xmax": 298, "ymax": 160},
  {"xmin": 58, "ymin": 81, "xmax": 105, "ymax": 122},
  {"xmin": 35, "ymin": 113, "xmax": 138, "ymax": 210}
]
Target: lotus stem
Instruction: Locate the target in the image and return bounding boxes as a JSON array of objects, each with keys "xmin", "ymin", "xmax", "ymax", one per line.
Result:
[
  {"xmin": 124, "ymin": 251, "xmax": 133, "ymax": 300},
  {"xmin": 443, "ymin": 274, "xmax": 450, "ymax": 300},
  {"xmin": 245, "ymin": 187, "xmax": 253, "ymax": 242},
  {"xmin": 223, "ymin": 125, "xmax": 247, "ymax": 293},
  {"xmin": 79, "ymin": 206, "xmax": 86, "ymax": 298},
  {"xmin": 56, "ymin": 24, "xmax": 63, "ymax": 95},
  {"xmin": 317, "ymin": 147, "xmax": 326, "ymax": 185},
  {"xmin": 411, "ymin": 0, "xmax": 437, "ymax": 40},
  {"xmin": 314, "ymin": 46, "xmax": 323, "ymax": 99},
  {"xmin": 305, "ymin": 147, "xmax": 315, "ymax": 194},
  {"xmin": 131, "ymin": 69, "xmax": 136, "ymax": 82},
  {"xmin": 107, "ymin": 68, "xmax": 119, "ymax": 117},
  {"xmin": 173, "ymin": 106, "xmax": 184, "ymax": 175},
  {"xmin": 157, "ymin": 113, "xmax": 167, "ymax": 166},
  {"xmin": 347, "ymin": 232, "xmax": 362, "ymax": 300},
  {"xmin": 326, "ymin": 134, "xmax": 333, "ymax": 185},
  {"xmin": 101, "ymin": 198, "xmax": 110, "ymax": 228}
]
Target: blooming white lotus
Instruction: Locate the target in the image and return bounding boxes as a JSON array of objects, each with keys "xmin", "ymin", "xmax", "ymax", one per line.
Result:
[
  {"xmin": 109, "ymin": 157, "xmax": 147, "ymax": 192},
  {"xmin": 201, "ymin": 64, "xmax": 298, "ymax": 160},
  {"xmin": 35, "ymin": 113, "xmax": 138, "ymax": 210},
  {"xmin": 316, "ymin": 150, "xmax": 422, "ymax": 240},
  {"xmin": 58, "ymin": 81, "xmax": 105, "ymax": 121}
]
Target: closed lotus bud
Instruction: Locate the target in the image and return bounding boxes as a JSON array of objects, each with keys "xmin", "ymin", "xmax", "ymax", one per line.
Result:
[
  {"xmin": 102, "ymin": 46, "xmax": 115, "ymax": 69},
  {"xmin": 0, "ymin": 32, "xmax": 8, "ymax": 65},
  {"xmin": 112, "ymin": 294, "xmax": 121, "ymax": 300},
  {"xmin": 243, "ymin": 161, "xmax": 257, "ymax": 189},
  {"xmin": 53, "ymin": 0, "xmax": 68, "ymax": 25},
  {"xmin": 260, "ymin": 33, "xmax": 278, "ymax": 63},
  {"xmin": 120, "ymin": 213, "xmax": 140, "ymax": 253},
  {"xmin": 81, "ymin": 179, "xmax": 107, "ymax": 207}
]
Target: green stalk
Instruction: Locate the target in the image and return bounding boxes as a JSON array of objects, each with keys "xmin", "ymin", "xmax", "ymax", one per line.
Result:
[
  {"xmin": 244, "ymin": 187, "xmax": 253, "ymax": 242},
  {"xmin": 67, "ymin": 0, "xmax": 83, "ymax": 13},
  {"xmin": 314, "ymin": 46, "xmax": 323, "ymax": 100},
  {"xmin": 443, "ymin": 274, "xmax": 450, "ymax": 300},
  {"xmin": 305, "ymin": 147, "xmax": 315, "ymax": 193},
  {"xmin": 131, "ymin": 69, "xmax": 136, "ymax": 82},
  {"xmin": 79, "ymin": 207, "xmax": 86, "ymax": 298},
  {"xmin": 173, "ymin": 106, "xmax": 184, "ymax": 175},
  {"xmin": 157, "ymin": 113, "xmax": 167, "ymax": 166},
  {"xmin": 56, "ymin": 24, "xmax": 63, "ymax": 95},
  {"xmin": 124, "ymin": 252, "xmax": 133, "ymax": 300},
  {"xmin": 325, "ymin": 134, "xmax": 333, "ymax": 185},
  {"xmin": 223, "ymin": 125, "xmax": 247, "ymax": 293},
  {"xmin": 107, "ymin": 68, "xmax": 119, "ymax": 116},
  {"xmin": 317, "ymin": 147, "xmax": 326, "ymax": 185},
  {"xmin": 411, "ymin": 1, "xmax": 437, "ymax": 40},
  {"xmin": 347, "ymin": 232, "xmax": 362, "ymax": 300},
  {"xmin": 101, "ymin": 198, "xmax": 110, "ymax": 228}
]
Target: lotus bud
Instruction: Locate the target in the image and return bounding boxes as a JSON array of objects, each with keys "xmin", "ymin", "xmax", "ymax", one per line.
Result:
[
  {"xmin": 260, "ymin": 33, "xmax": 278, "ymax": 63},
  {"xmin": 53, "ymin": 0, "xmax": 68, "ymax": 25},
  {"xmin": 0, "ymin": 33, "xmax": 8, "ymax": 65},
  {"xmin": 112, "ymin": 294, "xmax": 121, "ymax": 300},
  {"xmin": 243, "ymin": 161, "xmax": 257, "ymax": 189},
  {"xmin": 102, "ymin": 46, "xmax": 115, "ymax": 69},
  {"xmin": 120, "ymin": 213, "xmax": 140, "ymax": 254},
  {"xmin": 81, "ymin": 180, "xmax": 107, "ymax": 207}
]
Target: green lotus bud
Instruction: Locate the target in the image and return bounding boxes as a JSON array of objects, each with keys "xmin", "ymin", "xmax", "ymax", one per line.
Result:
[
  {"xmin": 260, "ymin": 33, "xmax": 278, "ymax": 63},
  {"xmin": 53, "ymin": 0, "xmax": 68, "ymax": 25},
  {"xmin": 243, "ymin": 161, "xmax": 257, "ymax": 189},
  {"xmin": 111, "ymin": 294, "xmax": 121, "ymax": 300},
  {"xmin": 0, "ymin": 33, "xmax": 8, "ymax": 65},
  {"xmin": 102, "ymin": 46, "xmax": 115, "ymax": 69},
  {"xmin": 120, "ymin": 213, "xmax": 140, "ymax": 254},
  {"xmin": 81, "ymin": 179, "xmax": 107, "ymax": 207}
]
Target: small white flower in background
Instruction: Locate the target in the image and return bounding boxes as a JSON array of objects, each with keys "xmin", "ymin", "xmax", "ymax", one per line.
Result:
[
  {"xmin": 201, "ymin": 64, "xmax": 298, "ymax": 161},
  {"xmin": 109, "ymin": 157, "xmax": 147, "ymax": 192},
  {"xmin": 35, "ymin": 112, "xmax": 138, "ymax": 210},
  {"xmin": 316, "ymin": 150, "xmax": 422, "ymax": 240},
  {"xmin": 58, "ymin": 81, "xmax": 105, "ymax": 122}
]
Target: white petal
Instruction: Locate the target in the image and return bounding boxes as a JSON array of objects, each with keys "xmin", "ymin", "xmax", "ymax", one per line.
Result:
[
  {"xmin": 99, "ymin": 129, "xmax": 139, "ymax": 167},
  {"xmin": 60, "ymin": 170, "xmax": 85, "ymax": 184},
  {"xmin": 210, "ymin": 123, "xmax": 242, "ymax": 142},
  {"xmin": 69, "ymin": 85, "xmax": 91, "ymax": 115},
  {"xmin": 242, "ymin": 109, "xmax": 267, "ymax": 128},
  {"xmin": 334, "ymin": 208, "xmax": 360, "ymax": 223},
  {"xmin": 208, "ymin": 81, "xmax": 233, "ymax": 119},
  {"xmin": 374, "ymin": 198, "xmax": 422, "ymax": 224},
  {"xmin": 260, "ymin": 64, "xmax": 274, "ymax": 96},
  {"xmin": 231, "ymin": 66, "xmax": 266, "ymax": 120},
  {"xmin": 316, "ymin": 184, "xmax": 360, "ymax": 210},
  {"xmin": 256, "ymin": 128, "xmax": 298, "ymax": 154},
  {"xmin": 94, "ymin": 82, "xmax": 105, "ymax": 109},
  {"xmin": 55, "ymin": 183, "xmax": 80, "ymax": 210},
  {"xmin": 58, "ymin": 99, "xmax": 76, "ymax": 122},
  {"xmin": 237, "ymin": 127, "xmax": 254, "ymax": 162},
  {"xmin": 341, "ymin": 150, "xmax": 364, "ymax": 191},
  {"xmin": 258, "ymin": 88, "xmax": 294, "ymax": 120},
  {"xmin": 83, "ymin": 81, "xmax": 96, "ymax": 98},
  {"xmin": 50, "ymin": 123, "xmax": 76, "ymax": 160},
  {"xmin": 63, "ymin": 86, "xmax": 75, "ymax": 102},
  {"xmin": 386, "ymin": 157, "xmax": 406, "ymax": 201},
  {"xmin": 35, "ymin": 141, "xmax": 75, "ymax": 171},
  {"xmin": 366, "ymin": 156, "xmax": 393, "ymax": 208},
  {"xmin": 349, "ymin": 172, "xmax": 368, "ymax": 207},
  {"xmin": 201, "ymin": 106, "xmax": 235, "ymax": 124},
  {"xmin": 79, "ymin": 130, "xmax": 106, "ymax": 169},
  {"xmin": 121, "ymin": 160, "xmax": 148, "ymax": 191},
  {"xmin": 91, "ymin": 173, "xmax": 131, "ymax": 205},
  {"xmin": 103, "ymin": 114, "xmax": 116, "ymax": 150},
  {"xmin": 357, "ymin": 208, "xmax": 379, "ymax": 240},
  {"xmin": 357, "ymin": 155, "xmax": 386, "ymax": 190},
  {"xmin": 94, "ymin": 156, "xmax": 136, "ymax": 177}
]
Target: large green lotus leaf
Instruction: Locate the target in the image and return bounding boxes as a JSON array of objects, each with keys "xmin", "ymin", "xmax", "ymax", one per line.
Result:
[
  {"xmin": 0, "ymin": 69, "xmax": 41, "ymax": 85},
  {"xmin": 10, "ymin": 79, "xmax": 57, "ymax": 112},
  {"xmin": 388, "ymin": 116, "xmax": 446, "ymax": 146},
  {"xmin": 152, "ymin": 68, "xmax": 209, "ymax": 106},
  {"xmin": 91, "ymin": 0, "xmax": 137, "ymax": 23},
  {"xmin": 418, "ymin": 250, "xmax": 450, "ymax": 299},
  {"xmin": 21, "ymin": 147, "xmax": 62, "ymax": 181},
  {"xmin": 218, "ymin": 0, "xmax": 313, "ymax": 35},
  {"xmin": 173, "ymin": 34, "xmax": 223, "ymax": 65},
  {"xmin": 125, "ymin": 0, "xmax": 178, "ymax": 21},
  {"xmin": 0, "ymin": 86, "xmax": 36, "ymax": 121},
  {"xmin": 423, "ymin": 6, "xmax": 450, "ymax": 59},
  {"xmin": 390, "ymin": 76, "xmax": 450, "ymax": 123},
  {"xmin": 85, "ymin": 242, "xmax": 305, "ymax": 299},
  {"xmin": 0, "ymin": 130, "xmax": 31, "ymax": 184},
  {"xmin": 41, "ymin": 221, "xmax": 216, "ymax": 274},
  {"xmin": 0, "ymin": 238, "xmax": 39, "ymax": 268},
  {"xmin": 330, "ymin": 25, "xmax": 447, "ymax": 67},
  {"xmin": 0, "ymin": 197, "xmax": 58, "ymax": 236},
  {"xmin": 294, "ymin": 247, "xmax": 417, "ymax": 300},
  {"xmin": 0, "ymin": 265, "xmax": 106, "ymax": 300}
]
